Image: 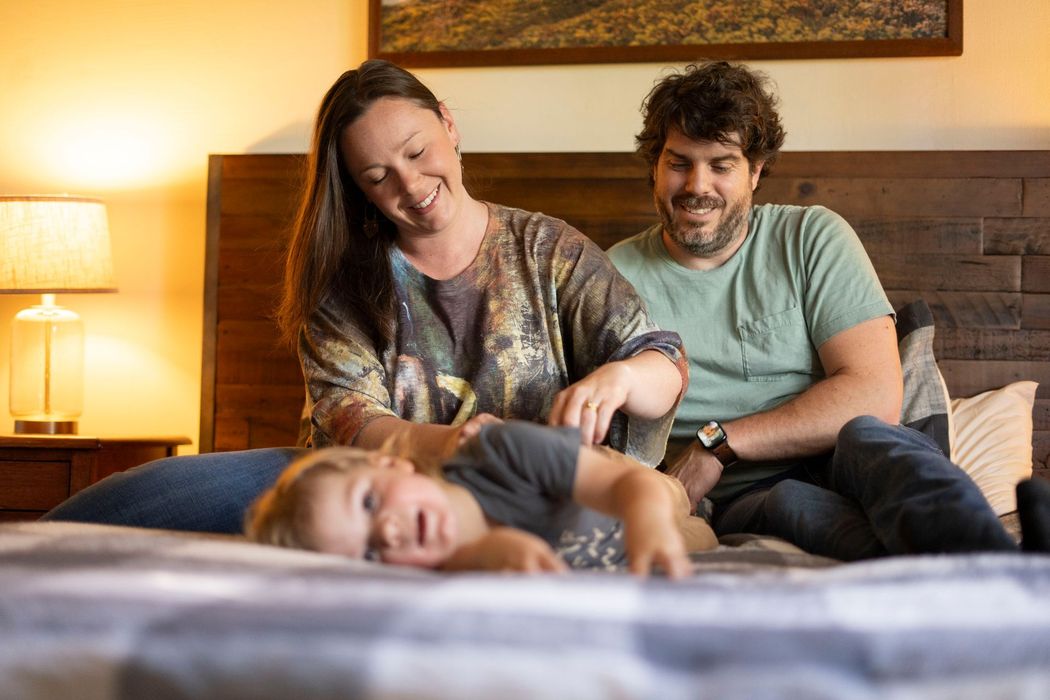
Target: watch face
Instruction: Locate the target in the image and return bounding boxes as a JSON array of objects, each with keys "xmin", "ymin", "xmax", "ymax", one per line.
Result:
[{"xmin": 697, "ymin": 420, "xmax": 726, "ymax": 449}]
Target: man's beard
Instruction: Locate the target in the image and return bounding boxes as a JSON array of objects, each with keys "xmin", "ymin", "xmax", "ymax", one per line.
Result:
[{"xmin": 657, "ymin": 193, "xmax": 750, "ymax": 259}]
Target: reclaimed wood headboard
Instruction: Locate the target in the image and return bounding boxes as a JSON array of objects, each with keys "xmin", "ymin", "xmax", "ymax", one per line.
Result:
[{"xmin": 203, "ymin": 151, "xmax": 1050, "ymax": 473}]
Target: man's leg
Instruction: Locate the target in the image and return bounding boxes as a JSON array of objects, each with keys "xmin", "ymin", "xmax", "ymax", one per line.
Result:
[
  {"xmin": 713, "ymin": 479, "xmax": 887, "ymax": 561},
  {"xmin": 824, "ymin": 416, "xmax": 1016, "ymax": 554},
  {"xmin": 41, "ymin": 447, "xmax": 306, "ymax": 534}
]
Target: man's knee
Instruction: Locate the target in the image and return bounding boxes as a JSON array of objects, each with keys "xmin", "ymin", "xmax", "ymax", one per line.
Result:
[
  {"xmin": 762, "ymin": 479, "xmax": 815, "ymax": 520},
  {"xmin": 837, "ymin": 415, "xmax": 893, "ymax": 451}
]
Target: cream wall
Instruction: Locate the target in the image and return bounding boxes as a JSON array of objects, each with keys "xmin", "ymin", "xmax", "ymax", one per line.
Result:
[{"xmin": 0, "ymin": 0, "xmax": 1047, "ymax": 453}]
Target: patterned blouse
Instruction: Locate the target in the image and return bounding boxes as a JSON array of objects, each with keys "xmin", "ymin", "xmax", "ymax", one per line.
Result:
[{"xmin": 299, "ymin": 203, "xmax": 686, "ymax": 465}]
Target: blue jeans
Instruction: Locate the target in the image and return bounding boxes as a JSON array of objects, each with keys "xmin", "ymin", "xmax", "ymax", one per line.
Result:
[
  {"xmin": 712, "ymin": 416, "xmax": 1017, "ymax": 561},
  {"xmin": 41, "ymin": 447, "xmax": 307, "ymax": 534}
]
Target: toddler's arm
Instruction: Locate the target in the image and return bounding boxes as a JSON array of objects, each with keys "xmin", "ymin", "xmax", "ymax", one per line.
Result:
[
  {"xmin": 573, "ymin": 447, "xmax": 701, "ymax": 578},
  {"xmin": 440, "ymin": 527, "xmax": 568, "ymax": 574}
]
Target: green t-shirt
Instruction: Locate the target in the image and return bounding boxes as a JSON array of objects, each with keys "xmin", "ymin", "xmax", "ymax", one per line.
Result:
[{"xmin": 609, "ymin": 204, "xmax": 892, "ymax": 499}]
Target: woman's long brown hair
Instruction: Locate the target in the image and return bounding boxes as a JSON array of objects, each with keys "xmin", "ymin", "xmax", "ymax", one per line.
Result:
[{"xmin": 278, "ymin": 60, "xmax": 444, "ymax": 350}]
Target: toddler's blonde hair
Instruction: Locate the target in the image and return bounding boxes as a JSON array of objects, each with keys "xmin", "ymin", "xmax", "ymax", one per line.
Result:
[
  {"xmin": 244, "ymin": 447, "xmax": 375, "ymax": 550},
  {"xmin": 244, "ymin": 428, "xmax": 446, "ymax": 551}
]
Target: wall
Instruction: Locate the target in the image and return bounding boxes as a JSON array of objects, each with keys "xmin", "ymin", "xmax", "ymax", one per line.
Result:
[{"xmin": 0, "ymin": 0, "xmax": 1047, "ymax": 453}]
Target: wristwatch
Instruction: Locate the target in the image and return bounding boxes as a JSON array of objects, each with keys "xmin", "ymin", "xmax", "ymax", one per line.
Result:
[{"xmin": 696, "ymin": 420, "xmax": 738, "ymax": 467}]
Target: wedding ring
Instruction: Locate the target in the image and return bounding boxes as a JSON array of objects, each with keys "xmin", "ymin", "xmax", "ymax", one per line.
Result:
[{"xmin": 584, "ymin": 400, "xmax": 600, "ymax": 410}]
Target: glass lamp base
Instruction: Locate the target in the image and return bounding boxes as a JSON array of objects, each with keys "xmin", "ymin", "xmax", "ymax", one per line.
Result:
[{"xmin": 14, "ymin": 419, "xmax": 78, "ymax": 435}]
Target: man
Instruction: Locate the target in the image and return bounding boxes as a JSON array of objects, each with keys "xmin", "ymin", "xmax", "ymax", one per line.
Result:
[{"xmin": 609, "ymin": 61, "xmax": 1049, "ymax": 560}]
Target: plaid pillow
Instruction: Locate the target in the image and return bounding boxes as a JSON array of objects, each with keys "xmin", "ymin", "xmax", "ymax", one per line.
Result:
[{"xmin": 895, "ymin": 299, "xmax": 952, "ymax": 455}]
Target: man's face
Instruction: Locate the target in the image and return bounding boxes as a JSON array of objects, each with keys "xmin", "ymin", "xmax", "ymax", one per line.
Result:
[{"xmin": 652, "ymin": 129, "xmax": 763, "ymax": 262}]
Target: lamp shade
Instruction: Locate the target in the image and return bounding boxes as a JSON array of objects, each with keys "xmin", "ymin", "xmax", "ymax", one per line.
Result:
[{"xmin": 0, "ymin": 196, "xmax": 117, "ymax": 293}]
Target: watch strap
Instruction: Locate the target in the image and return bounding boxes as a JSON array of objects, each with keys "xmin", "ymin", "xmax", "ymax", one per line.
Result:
[{"xmin": 710, "ymin": 439, "xmax": 738, "ymax": 467}]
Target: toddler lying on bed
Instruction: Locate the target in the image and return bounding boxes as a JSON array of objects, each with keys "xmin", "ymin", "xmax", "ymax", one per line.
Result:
[{"xmin": 246, "ymin": 420, "xmax": 717, "ymax": 577}]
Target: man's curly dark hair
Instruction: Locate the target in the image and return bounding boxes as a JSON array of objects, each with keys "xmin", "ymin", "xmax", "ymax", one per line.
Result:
[{"xmin": 636, "ymin": 61, "xmax": 786, "ymax": 182}]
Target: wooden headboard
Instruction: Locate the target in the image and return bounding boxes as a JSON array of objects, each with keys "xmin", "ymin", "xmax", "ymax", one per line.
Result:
[{"xmin": 203, "ymin": 151, "xmax": 1050, "ymax": 474}]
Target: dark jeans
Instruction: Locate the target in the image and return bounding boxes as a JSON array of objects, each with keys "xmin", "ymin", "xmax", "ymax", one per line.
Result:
[
  {"xmin": 41, "ymin": 447, "xmax": 306, "ymax": 534},
  {"xmin": 712, "ymin": 416, "xmax": 1017, "ymax": 561}
]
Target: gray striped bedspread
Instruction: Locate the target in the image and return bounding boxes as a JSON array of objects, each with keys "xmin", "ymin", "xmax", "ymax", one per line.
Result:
[{"xmin": 2, "ymin": 521, "xmax": 1049, "ymax": 699}]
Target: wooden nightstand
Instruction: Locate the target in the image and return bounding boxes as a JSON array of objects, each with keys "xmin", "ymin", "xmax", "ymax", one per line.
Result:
[{"xmin": 0, "ymin": 435, "xmax": 191, "ymax": 522}]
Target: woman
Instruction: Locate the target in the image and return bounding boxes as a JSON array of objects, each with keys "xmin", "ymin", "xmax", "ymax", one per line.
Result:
[{"xmin": 43, "ymin": 60, "xmax": 686, "ymax": 534}]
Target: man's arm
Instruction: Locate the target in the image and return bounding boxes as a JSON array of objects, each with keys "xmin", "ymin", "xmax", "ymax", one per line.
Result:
[{"xmin": 670, "ymin": 314, "xmax": 902, "ymax": 503}]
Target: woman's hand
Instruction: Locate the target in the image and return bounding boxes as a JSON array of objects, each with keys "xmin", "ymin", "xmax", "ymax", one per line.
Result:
[
  {"xmin": 442, "ymin": 528, "xmax": 568, "ymax": 573},
  {"xmin": 548, "ymin": 350, "xmax": 683, "ymax": 447},
  {"xmin": 547, "ymin": 362, "xmax": 631, "ymax": 446}
]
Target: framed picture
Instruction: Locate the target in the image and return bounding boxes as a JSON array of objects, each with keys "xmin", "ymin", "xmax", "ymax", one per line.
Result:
[{"xmin": 370, "ymin": 0, "xmax": 962, "ymax": 68}]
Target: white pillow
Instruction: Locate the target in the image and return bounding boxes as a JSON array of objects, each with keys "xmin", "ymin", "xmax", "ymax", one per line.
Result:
[{"xmin": 950, "ymin": 381, "xmax": 1038, "ymax": 515}]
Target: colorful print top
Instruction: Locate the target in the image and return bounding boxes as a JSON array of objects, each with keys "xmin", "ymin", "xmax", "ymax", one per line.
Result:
[{"xmin": 299, "ymin": 203, "xmax": 686, "ymax": 466}]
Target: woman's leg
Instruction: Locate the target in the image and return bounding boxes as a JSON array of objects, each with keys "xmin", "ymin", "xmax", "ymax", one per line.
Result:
[{"xmin": 41, "ymin": 447, "xmax": 306, "ymax": 534}]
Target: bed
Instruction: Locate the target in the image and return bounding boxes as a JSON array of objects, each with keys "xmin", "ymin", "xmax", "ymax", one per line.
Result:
[{"xmin": 3, "ymin": 150, "xmax": 1049, "ymax": 698}]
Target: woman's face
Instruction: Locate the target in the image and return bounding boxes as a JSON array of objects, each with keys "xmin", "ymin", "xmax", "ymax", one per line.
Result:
[{"xmin": 340, "ymin": 96, "xmax": 466, "ymax": 240}]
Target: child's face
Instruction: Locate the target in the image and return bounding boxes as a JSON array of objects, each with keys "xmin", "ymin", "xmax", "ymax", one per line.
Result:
[{"xmin": 305, "ymin": 454, "xmax": 459, "ymax": 568}]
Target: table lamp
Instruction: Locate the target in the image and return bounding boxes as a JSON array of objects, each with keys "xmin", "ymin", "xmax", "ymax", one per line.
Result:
[{"xmin": 0, "ymin": 196, "xmax": 117, "ymax": 435}]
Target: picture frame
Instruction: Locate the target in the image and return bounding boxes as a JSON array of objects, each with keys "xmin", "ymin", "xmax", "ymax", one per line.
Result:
[{"xmin": 370, "ymin": 0, "xmax": 962, "ymax": 68}]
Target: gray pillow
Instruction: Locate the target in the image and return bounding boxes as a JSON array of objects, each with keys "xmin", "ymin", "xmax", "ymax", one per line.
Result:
[{"xmin": 895, "ymin": 299, "xmax": 951, "ymax": 455}]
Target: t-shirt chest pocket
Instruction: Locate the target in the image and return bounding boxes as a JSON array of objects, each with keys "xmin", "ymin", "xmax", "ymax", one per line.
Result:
[{"xmin": 737, "ymin": 305, "xmax": 813, "ymax": 381}]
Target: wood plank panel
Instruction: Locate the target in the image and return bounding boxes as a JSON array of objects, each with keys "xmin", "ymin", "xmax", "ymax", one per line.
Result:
[
  {"xmin": 217, "ymin": 285, "xmax": 280, "ymax": 322},
  {"xmin": 470, "ymin": 178, "xmax": 655, "ymax": 219},
  {"xmin": 872, "ymin": 254, "xmax": 1020, "ymax": 292},
  {"xmin": 218, "ymin": 249, "xmax": 285, "ymax": 287},
  {"xmin": 939, "ymin": 360, "xmax": 1050, "ymax": 400},
  {"xmin": 1025, "ymin": 179, "xmax": 1050, "ymax": 217},
  {"xmin": 464, "ymin": 152, "xmax": 646, "ymax": 180},
  {"xmin": 216, "ymin": 320, "xmax": 300, "ymax": 385},
  {"xmin": 216, "ymin": 383, "xmax": 305, "ymax": 414},
  {"xmin": 214, "ymin": 416, "xmax": 251, "ymax": 452},
  {"xmin": 766, "ymin": 151, "xmax": 1050, "ymax": 179},
  {"xmin": 1034, "ymin": 432, "xmax": 1049, "ymax": 470},
  {"xmin": 247, "ymin": 417, "xmax": 302, "ymax": 449},
  {"xmin": 935, "ymin": 329, "xmax": 1050, "ymax": 362},
  {"xmin": 849, "ymin": 218, "xmax": 982, "ymax": 255},
  {"xmin": 984, "ymin": 218, "xmax": 1050, "ymax": 255},
  {"xmin": 885, "ymin": 291, "xmax": 1020, "ymax": 329},
  {"xmin": 1022, "ymin": 257, "xmax": 1050, "ymax": 293},
  {"xmin": 463, "ymin": 151, "xmax": 1050, "ymax": 181},
  {"xmin": 218, "ymin": 215, "xmax": 294, "ymax": 250},
  {"xmin": 221, "ymin": 153, "xmax": 306, "ymax": 180},
  {"xmin": 220, "ymin": 179, "xmax": 301, "ymax": 217},
  {"xmin": 755, "ymin": 178, "xmax": 1021, "ymax": 218},
  {"xmin": 1023, "ymin": 294, "xmax": 1050, "ymax": 330},
  {"xmin": 1035, "ymin": 399, "xmax": 1049, "ymax": 432}
]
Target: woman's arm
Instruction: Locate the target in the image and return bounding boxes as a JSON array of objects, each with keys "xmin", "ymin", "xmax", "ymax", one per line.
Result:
[{"xmin": 356, "ymin": 413, "xmax": 503, "ymax": 458}]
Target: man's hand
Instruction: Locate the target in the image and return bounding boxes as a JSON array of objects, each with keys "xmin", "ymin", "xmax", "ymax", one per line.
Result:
[
  {"xmin": 443, "ymin": 528, "xmax": 568, "ymax": 574},
  {"xmin": 666, "ymin": 442, "xmax": 724, "ymax": 505}
]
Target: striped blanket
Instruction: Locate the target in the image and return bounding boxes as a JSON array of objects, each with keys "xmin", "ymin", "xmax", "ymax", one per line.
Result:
[{"xmin": 2, "ymin": 521, "xmax": 1049, "ymax": 699}]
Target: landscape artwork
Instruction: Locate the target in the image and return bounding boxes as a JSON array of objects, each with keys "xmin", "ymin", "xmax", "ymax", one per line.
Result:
[{"xmin": 370, "ymin": 0, "xmax": 961, "ymax": 67}]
